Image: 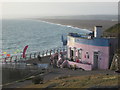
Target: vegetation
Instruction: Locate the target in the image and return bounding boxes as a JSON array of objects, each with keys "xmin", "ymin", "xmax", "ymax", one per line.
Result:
[
  {"xmin": 25, "ymin": 74, "xmax": 119, "ymax": 88},
  {"xmin": 105, "ymin": 23, "xmax": 120, "ymax": 33},
  {"xmin": 32, "ymin": 75, "xmax": 44, "ymax": 84},
  {"xmin": 103, "ymin": 23, "xmax": 120, "ymax": 37}
]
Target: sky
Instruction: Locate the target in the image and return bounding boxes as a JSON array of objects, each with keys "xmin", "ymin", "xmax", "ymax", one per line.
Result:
[{"xmin": 1, "ymin": 2, "xmax": 118, "ymax": 19}]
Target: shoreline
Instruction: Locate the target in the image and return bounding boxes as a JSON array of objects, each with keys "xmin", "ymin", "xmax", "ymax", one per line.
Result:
[
  {"xmin": 30, "ymin": 18, "xmax": 91, "ymax": 33},
  {"xmin": 40, "ymin": 20, "xmax": 91, "ymax": 32},
  {"xmin": 36, "ymin": 18, "xmax": 118, "ymax": 31}
]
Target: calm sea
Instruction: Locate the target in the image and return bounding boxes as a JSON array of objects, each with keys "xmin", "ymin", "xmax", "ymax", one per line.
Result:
[{"xmin": 2, "ymin": 19, "xmax": 91, "ymax": 57}]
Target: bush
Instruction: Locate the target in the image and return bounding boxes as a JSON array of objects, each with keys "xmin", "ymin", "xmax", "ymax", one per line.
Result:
[
  {"xmin": 32, "ymin": 75, "xmax": 44, "ymax": 84},
  {"xmin": 69, "ymin": 65, "xmax": 73, "ymax": 69},
  {"xmin": 73, "ymin": 64, "xmax": 77, "ymax": 70}
]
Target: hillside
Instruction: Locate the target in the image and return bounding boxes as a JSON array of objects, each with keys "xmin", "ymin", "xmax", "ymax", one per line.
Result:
[
  {"xmin": 104, "ymin": 23, "xmax": 120, "ymax": 36},
  {"xmin": 24, "ymin": 74, "xmax": 119, "ymax": 88}
]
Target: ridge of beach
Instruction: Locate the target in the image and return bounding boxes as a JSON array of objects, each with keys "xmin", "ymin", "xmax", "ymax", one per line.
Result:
[{"xmin": 35, "ymin": 18, "xmax": 118, "ymax": 31}]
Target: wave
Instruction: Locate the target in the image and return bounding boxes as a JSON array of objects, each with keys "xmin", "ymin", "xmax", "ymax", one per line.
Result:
[{"xmin": 39, "ymin": 20, "xmax": 91, "ymax": 33}]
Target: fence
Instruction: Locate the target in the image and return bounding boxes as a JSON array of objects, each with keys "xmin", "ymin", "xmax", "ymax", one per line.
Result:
[{"xmin": 0, "ymin": 46, "xmax": 67, "ymax": 63}]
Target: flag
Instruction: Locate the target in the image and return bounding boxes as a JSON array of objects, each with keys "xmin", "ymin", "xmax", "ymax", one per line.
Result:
[
  {"xmin": 22, "ymin": 45, "xmax": 28, "ymax": 58},
  {"xmin": 7, "ymin": 54, "xmax": 10, "ymax": 57}
]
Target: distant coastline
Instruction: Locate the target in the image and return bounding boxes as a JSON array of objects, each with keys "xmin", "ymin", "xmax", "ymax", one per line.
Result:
[
  {"xmin": 38, "ymin": 20, "xmax": 90, "ymax": 33},
  {"xmin": 35, "ymin": 18, "xmax": 118, "ymax": 31}
]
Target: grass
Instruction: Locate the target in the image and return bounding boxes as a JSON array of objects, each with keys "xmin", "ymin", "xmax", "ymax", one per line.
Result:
[
  {"xmin": 105, "ymin": 23, "xmax": 120, "ymax": 34},
  {"xmin": 103, "ymin": 23, "xmax": 120, "ymax": 37},
  {"xmin": 24, "ymin": 74, "xmax": 120, "ymax": 88}
]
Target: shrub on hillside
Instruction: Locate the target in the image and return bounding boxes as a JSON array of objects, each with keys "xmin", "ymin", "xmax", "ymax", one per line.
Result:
[{"xmin": 32, "ymin": 75, "xmax": 44, "ymax": 84}]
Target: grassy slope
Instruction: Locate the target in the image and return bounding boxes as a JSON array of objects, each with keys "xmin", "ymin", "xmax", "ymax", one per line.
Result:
[
  {"xmin": 24, "ymin": 74, "xmax": 119, "ymax": 88},
  {"xmin": 105, "ymin": 23, "xmax": 120, "ymax": 34}
]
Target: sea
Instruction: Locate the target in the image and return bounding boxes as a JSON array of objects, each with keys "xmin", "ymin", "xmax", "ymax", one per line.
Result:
[{"xmin": 1, "ymin": 19, "xmax": 91, "ymax": 57}]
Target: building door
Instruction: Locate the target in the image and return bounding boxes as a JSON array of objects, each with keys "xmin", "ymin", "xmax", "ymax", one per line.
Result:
[
  {"xmin": 70, "ymin": 50, "xmax": 74, "ymax": 57},
  {"xmin": 94, "ymin": 52, "xmax": 99, "ymax": 69}
]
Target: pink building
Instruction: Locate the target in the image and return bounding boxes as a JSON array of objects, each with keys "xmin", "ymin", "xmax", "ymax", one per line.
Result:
[{"xmin": 66, "ymin": 26, "xmax": 118, "ymax": 70}]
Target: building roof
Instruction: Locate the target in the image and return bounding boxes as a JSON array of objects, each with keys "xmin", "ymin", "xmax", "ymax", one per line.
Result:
[
  {"xmin": 68, "ymin": 33, "xmax": 110, "ymax": 47},
  {"xmin": 68, "ymin": 33, "xmax": 91, "ymax": 39}
]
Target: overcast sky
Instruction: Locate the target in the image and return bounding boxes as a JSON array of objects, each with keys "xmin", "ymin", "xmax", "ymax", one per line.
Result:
[{"xmin": 2, "ymin": 2, "xmax": 118, "ymax": 18}]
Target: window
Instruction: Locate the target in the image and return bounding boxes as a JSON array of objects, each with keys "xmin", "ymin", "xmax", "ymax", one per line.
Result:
[
  {"xmin": 86, "ymin": 52, "xmax": 89, "ymax": 59},
  {"xmin": 70, "ymin": 50, "xmax": 74, "ymax": 57}
]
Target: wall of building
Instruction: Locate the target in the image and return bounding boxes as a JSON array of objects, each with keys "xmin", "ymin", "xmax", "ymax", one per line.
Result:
[{"xmin": 67, "ymin": 36, "xmax": 110, "ymax": 70}]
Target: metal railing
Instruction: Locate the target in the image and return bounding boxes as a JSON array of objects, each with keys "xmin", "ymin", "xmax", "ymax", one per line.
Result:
[{"xmin": 0, "ymin": 46, "xmax": 67, "ymax": 63}]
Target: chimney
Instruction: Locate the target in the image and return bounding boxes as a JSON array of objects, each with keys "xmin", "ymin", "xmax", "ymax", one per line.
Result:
[{"xmin": 94, "ymin": 26, "xmax": 102, "ymax": 38}]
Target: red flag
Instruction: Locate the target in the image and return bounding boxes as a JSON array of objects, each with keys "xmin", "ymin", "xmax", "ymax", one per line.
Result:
[{"xmin": 22, "ymin": 45, "xmax": 28, "ymax": 58}]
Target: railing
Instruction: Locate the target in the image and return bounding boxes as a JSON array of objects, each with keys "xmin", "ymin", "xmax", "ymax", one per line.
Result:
[{"xmin": 0, "ymin": 46, "xmax": 67, "ymax": 63}]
